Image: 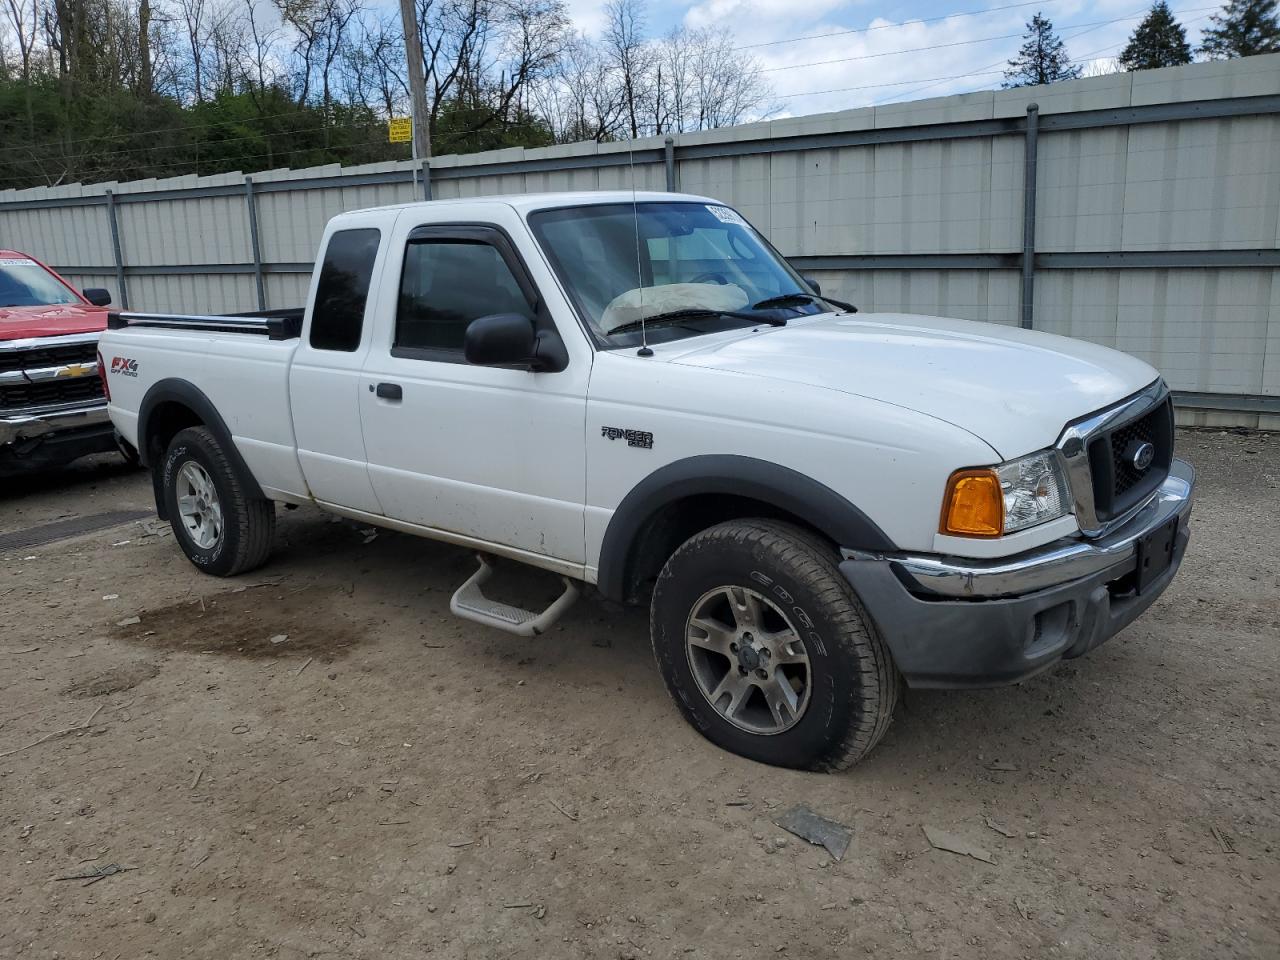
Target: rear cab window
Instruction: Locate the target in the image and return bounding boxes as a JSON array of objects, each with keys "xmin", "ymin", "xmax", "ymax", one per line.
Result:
[{"xmin": 309, "ymin": 228, "xmax": 381, "ymax": 351}]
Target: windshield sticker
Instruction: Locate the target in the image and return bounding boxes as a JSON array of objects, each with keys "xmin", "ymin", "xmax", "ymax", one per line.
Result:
[
  {"xmin": 706, "ymin": 205, "xmax": 747, "ymax": 227},
  {"xmin": 0, "ymin": 258, "xmax": 38, "ymax": 267}
]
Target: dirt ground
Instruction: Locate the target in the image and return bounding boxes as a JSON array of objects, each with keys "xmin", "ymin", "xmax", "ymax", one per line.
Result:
[{"xmin": 1, "ymin": 429, "xmax": 1277, "ymax": 960}]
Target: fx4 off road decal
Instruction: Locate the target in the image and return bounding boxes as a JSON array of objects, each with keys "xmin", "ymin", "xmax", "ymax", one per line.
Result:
[
  {"xmin": 110, "ymin": 356, "xmax": 139, "ymax": 377},
  {"xmin": 601, "ymin": 426, "xmax": 653, "ymax": 449}
]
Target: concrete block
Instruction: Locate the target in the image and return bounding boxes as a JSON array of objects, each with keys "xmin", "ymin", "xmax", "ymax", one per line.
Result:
[
  {"xmin": 598, "ymin": 135, "xmax": 668, "ymax": 154},
  {"xmin": 769, "ymin": 106, "xmax": 875, "ymax": 139},
  {"xmin": 1131, "ymin": 52, "xmax": 1280, "ymax": 105},
  {"xmin": 874, "ymin": 91, "xmax": 995, "ymax": 129},
  {"xmin": 674, "ymin": 122, "xmax": 772, "ymax": 146},
  {"xmin": 994, "ymin": 72, "xmax": 1133, "ymax": 119}
]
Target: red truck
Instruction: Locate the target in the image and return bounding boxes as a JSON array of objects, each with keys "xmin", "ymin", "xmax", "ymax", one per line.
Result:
[{"xmin": 0, "ymin": 250, "xmax": 123, "ymax": 475}]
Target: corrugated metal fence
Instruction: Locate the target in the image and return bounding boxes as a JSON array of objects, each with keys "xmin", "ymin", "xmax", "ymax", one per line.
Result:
[{"xmin": 2, "ymin": 55, "xmax": 1278, "ymax": 426}]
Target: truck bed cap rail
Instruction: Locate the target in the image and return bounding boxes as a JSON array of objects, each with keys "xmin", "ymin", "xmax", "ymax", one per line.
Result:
[{"xmin": 107, "ymin": 308, "xmax": 303, "ymax": 341}]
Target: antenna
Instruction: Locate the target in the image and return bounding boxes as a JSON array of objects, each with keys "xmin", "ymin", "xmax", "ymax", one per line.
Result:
[{"xmin": 629, "ymin": 139, "xmax": 652, "ymax": 357}]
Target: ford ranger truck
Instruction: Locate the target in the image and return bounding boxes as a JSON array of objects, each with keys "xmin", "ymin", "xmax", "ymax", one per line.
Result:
[
  {"xmin": 0, "ymin": 250, "xmax": 121, "ymax": 475},
  {"xmin": 98, "ymin": 192, "xmax": 1194, "ymax": 771}
]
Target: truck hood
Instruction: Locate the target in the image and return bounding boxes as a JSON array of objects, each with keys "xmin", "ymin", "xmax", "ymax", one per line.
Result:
[
  {"xmin": 668, "ymin": 312, "xmax": 1160, "ymax": 459},
  {"xmin": 0, "ymin": 303, "xmax": 108, "ymax": 340}
]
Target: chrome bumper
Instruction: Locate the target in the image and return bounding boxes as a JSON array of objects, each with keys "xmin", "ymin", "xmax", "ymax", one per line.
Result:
[
  {"xmin": 0, "ymin": 401, "xmax": 111, "ymax": 445},
  {"xmin": 868, "ymin": 458, "xmax": 1195, "ymax": 600}
]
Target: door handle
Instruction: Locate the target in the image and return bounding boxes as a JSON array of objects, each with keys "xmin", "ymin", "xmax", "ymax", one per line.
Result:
[{"xmin": 375, "ymin": 382, "xmax": 402, "ymax": 401}]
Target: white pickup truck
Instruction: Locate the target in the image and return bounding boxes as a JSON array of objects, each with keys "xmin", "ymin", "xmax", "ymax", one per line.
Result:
[{"xmin": 99, "ymin": 191, "xmax": 1194, "ymax": 770}]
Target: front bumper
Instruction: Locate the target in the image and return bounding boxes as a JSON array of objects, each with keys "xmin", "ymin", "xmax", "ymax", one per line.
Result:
[
  {"xmin": 0, "ymin": 401, "xmax": 111, "ymax": 446},
  {"xmin": 839, "ymin": 459, "xmax": 1194, "ymax": 689}
]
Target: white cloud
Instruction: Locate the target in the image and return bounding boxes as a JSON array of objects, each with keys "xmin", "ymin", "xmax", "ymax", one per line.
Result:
[
  {"xmin": 684, "ymin": 0, "xmax": 851, "ymax": 31},
  {"xmin": 561, "ymin": 0, "xmax": 611, "ymax": 37},
  {"xmin": 687, "ymin": 0, "xmax": 1216, "ymax": 118},
  {"xmin": 548, "ymin": 0, "xmax": 1217, "ymax": 118}
]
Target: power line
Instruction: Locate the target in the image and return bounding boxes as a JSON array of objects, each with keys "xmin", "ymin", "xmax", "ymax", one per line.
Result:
[
  {"xmin": 760, "ymin": 31, "xmax": 1025, "ymax": 73},
  {"xmin": 1, "ymin": 135, "xmax": 399, "ymax": 189},
  {"xmin": 0, "ymin": 105, "xmax": 381, "ymax": 157},
  {"xmin": 867, "ymin": 15, "xmax": 1135, "ymax": 105},
  {"xmin": 876, "ymin": 9, "xmax": 1216, "ymax": 104},
  {"xmin": 774, "ymin": 5, "xmax": 1214, "ymax": 103},
  {"xmin": 0, "ymin": 107, "xmax": 509, "ymax": 161},
  {"xmin": 766, "ymin": 6, "xmax": 1217, "ymax": 79},
  {"xmin": 734, "ymin": 0, "xmax": 1068, "ymax": 50}
]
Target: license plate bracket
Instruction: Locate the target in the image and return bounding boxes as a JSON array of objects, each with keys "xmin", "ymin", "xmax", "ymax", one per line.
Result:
[{"xmin": 1134, "ymin": 517, "xmax": 1179, "ymax": 594}]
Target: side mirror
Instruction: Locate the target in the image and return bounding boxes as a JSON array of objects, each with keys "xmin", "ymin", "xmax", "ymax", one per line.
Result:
[
  {"xmin": 83, "ymin": 287, "xmax": 112, "ymax": 307},
  {"xmin": 465, "ymin": 312, "xmax": 569, "ymax": 372},
  {"xmin": 799, "ymin": 275, "xmax": 822, "ymax": 296},
  {"xmin": 465, "ymin": 313, "xmax": 538, "ymax": 367}
]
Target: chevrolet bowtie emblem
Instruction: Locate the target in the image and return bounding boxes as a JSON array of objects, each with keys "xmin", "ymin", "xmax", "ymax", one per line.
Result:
[{"xmin": 56, "ymin": 363, "xmax": 96, "ymax": 378}]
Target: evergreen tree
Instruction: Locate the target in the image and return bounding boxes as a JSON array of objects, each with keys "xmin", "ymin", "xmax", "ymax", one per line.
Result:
[
  {"xmin": 1200, "ymin": 0, "xmax": 1280, "ymax": 58},
  {"xmin": 1119, "ymin": 2, "xmax": 1194, "ymax": 69},
  {"xmin": 1003, "ymin": 13, "xmax": 1084, "ymax": 87}
]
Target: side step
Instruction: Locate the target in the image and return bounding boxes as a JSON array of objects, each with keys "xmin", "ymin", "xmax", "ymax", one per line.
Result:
[{"xmin": 449, "ymin": 554, "xmax": 580, "ymax": 637}]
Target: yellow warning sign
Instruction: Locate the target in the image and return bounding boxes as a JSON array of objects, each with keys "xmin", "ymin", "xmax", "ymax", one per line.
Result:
[{"xmin": 388, "ymin": 117, "xmax": 412, "ymax": 144}]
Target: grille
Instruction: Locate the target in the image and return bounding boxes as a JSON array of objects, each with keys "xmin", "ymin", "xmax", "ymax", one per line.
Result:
[
  {"xmin": 1086, "ymin": 397, "xmax": 1173, "ymax": 521},
  {"xmin": 0, "ymin": 374, "xmax": 103, "ymax": 410},
  {"xmin": 0, "ymin": 340, "xmax": 98, "ymax": 374}
]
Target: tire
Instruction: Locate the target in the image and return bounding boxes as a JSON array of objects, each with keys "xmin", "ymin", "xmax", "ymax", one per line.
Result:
[
  {"xmin": 650, "ymin": 519, "xmax": 899, "ymax": 771},
  {"xmin": 160, "ymin": 426, "xmax": 275, "ymax": 577}
]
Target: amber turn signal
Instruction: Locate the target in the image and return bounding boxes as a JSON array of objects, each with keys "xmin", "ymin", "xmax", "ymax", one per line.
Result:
[{"xmin": 940, "ymin": 468, "xmax": 1004, "ymax": 538}]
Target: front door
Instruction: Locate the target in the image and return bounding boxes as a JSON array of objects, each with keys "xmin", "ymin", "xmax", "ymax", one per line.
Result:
[{"xmin": 358, "ymin": 219, "xmax": 589, "ymax": 568}]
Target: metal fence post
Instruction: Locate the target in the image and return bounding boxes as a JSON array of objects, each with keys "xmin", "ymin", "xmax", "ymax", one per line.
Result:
[
  {"xmin": 664, "ymin": 136, "xmax": 676, "ymax": 192},
  {"xmin": 244, "ymin": 177, "xmax": 267, "ymax": 310},
  {"xmin": 1020, "ymin": 103, "xmax": 1039, "ymax": 330},
  {"xmin": 105, "ymin": 190, "xmax": 129, "ymax": 309},
  {"xmin": 422, "ymin": 160, "xmax": 432, "ymax": 201}
]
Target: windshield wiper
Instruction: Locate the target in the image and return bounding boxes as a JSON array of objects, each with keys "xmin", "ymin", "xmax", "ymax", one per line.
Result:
[
  {"xmin": 751, "ymin": 292, "xmax": 858, "ymax": 313},
  {"xmin": 606, "ymin": 307, "xmax": 785, "ymax": 336}
]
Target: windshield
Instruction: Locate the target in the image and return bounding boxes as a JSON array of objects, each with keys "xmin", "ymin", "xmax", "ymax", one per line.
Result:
[
  {"xmin": 529, "ymin": 201, "xmax": 825, "ymax": 347},
  {"xmin": 0, "ymin": 257, "xmax": 80, "ymax": 307}
]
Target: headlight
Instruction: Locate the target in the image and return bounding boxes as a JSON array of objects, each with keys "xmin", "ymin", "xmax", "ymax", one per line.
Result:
[{"xmin": 941, "ymin": 450, "xmax": 1070, "ymax": 537}]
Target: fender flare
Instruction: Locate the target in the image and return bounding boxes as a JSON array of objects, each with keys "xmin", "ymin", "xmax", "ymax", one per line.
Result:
[
  {"xmin": 595, "ymin": 454, "xmax": 896, "ymax": 602},
  {"xmin": 138, "ymin": 378, "xmax": 267, "ymax": 517}
]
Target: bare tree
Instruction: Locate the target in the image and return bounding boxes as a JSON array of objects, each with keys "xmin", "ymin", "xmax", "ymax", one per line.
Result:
[
  {"xmin": 3, "ymin": 0, "xmax": 41, "ymax": 82},
  {"xmin": 243, "ymin": 0, "xmax": 284, "ymax": 98},
  {"xmin": 601, "ymin": 0, "xmax": 649, "ymax": 138},
  {"xmin": 413, "ymin": 0, "xmax": 567, "ymax": 141},
  {"xmin": 206, "ymin": 0, "xmax": 252, "ymax": 95},
  {"xmin": 531, "ymin": 31, "xmax": 625, "ymax": 142},
  {"xmin": 174, "ymin": 0, "xmax": 208, "ymax": 99},
  {"xmin": 689, "ymin": 26, "xmax": 772, "ymax": 129},
  {"xmin": 137, "ymin": 0, "xmax": 152, "ymax": 93}
]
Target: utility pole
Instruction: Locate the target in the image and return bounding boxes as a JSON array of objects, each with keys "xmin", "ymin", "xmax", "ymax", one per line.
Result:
[{"xmin": 397, "ymin": 0, "xmax": 432, "ymax": 200}]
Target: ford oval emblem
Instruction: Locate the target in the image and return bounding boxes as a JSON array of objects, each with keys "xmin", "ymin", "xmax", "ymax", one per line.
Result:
[{"xmin": 1130, "ymin": 441, "xmax": 1155, "ymax": 472}]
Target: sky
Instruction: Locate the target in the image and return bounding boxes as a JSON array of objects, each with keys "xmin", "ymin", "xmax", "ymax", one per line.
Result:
[{"xmin": 563, "ymin": 0, "xmax": 1220, "ymax": 118}]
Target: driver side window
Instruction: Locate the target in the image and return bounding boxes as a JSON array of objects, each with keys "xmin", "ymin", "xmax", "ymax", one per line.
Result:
[{"xmin": 395, "ymin": 238, "xmax": 535, "ymax": 358}]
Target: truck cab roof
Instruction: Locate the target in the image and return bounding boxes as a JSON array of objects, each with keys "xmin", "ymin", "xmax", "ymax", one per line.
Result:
[{"xmin": 327, "ymin": 191, "xmax": 717, "ymax": 226}]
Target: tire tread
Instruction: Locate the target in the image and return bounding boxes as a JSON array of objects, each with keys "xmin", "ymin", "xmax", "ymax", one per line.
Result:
[
  {"xmin": 165, "ymin": 426, "xmax": 274, "ymax": 576},
  {"xmin": 652, "ymin": 518, "xmax": 899, "ymax": 771}
]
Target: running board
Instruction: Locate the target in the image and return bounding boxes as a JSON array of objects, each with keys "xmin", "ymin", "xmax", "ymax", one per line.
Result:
[{"xmin": 449, "ymin": 554, "xmax": 580, "ymax": 637}]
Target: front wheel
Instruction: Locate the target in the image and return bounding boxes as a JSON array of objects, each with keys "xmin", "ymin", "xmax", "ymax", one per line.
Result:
[
  {"xmin": 650, "ymin": 519, "xmax": 899, "ymax": 771},
  {"xmin": 161, "ymin": 426, "xmax": 275, "ymax": 576}
]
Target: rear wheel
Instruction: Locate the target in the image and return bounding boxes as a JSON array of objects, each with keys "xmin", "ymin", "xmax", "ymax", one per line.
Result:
[
  {"xmin": 161, "ymin": 426, "xmax": 275, "ymax": 576},
  {"xmin": 650, "ymin": 519, "xmax": 899, "ymax": 770}
]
